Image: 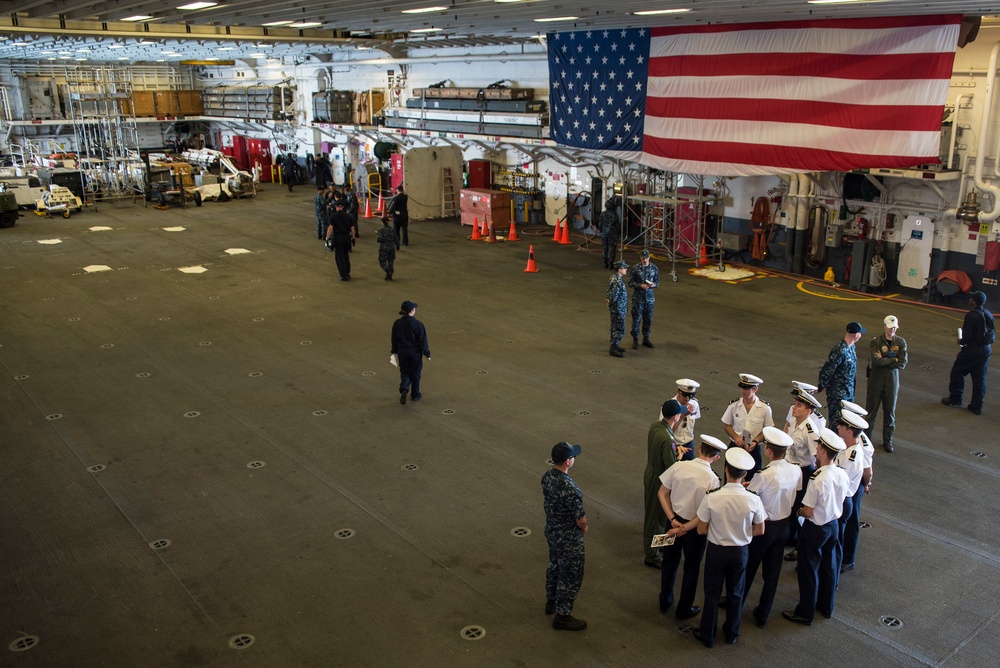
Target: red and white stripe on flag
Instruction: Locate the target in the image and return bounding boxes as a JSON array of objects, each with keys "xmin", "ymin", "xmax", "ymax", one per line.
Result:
[{"xmin": 642, "ymin": 15, "xmax": 963, "ymax": 176}]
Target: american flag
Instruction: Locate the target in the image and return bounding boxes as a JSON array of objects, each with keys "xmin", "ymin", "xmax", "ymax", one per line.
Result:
[{"xmin": 548, "ymin": 16, "xmax": 962, "ymax": 177}]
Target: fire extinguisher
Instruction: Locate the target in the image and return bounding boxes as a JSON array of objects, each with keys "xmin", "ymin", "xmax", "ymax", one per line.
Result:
[{"xmin": 856, "ymin": 217, "xmax": 869, "ymax": 240}]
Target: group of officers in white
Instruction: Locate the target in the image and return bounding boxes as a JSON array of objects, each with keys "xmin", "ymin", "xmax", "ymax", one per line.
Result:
[{"xmin": 651, "ymin": 373, "xmax": 874, "ymax": 648}]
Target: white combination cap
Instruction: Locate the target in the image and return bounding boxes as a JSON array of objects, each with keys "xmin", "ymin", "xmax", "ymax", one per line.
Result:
[
  {"xmin": 739, "ymin": 373, "xmax": 763, "ymax": 387},
  {"xmin": 840, "ymin": 399, "xmax": 868, "ymax": 416},
  {"xmin": 725, "ymin": 447, "xmax": 756, "ymax": 471},
  {"xmin": 676, "ymin": 378, "xmax": 700, "ymax": 393},
  {"xmin": 762, "ymin": 426, "xmax": 794, "ymax": 448},
  {"xmin": 700, "ymin": 434, "xmax": 729, "ymax": 452},
  {"xmin": 793, "ymin": 389, "xmax": 823, "ymax": 409},
  {"xmin": 791, "ymin": 380, "xmax": 818, "ymax": 393},
  {"xmin": 839, "ymin": 409, "xmax": 870, "ymax": 430},
  {"xmin": 818, "ymin": 427, "xmax": 846, "ymax": 452}
]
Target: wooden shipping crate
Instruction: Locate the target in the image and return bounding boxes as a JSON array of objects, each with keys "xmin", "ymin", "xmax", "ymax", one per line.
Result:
[
  {"xmin": 130, "ymin": 91, "xmax": 156, "ymax": 116},
  {"xmin": 155, "ymin": 91, "xmax": 180, "ymax": 115},
  {"xmin": 460, "ymin": 188, "xmax": 512, "ymax": 214},
  {"xmin": 176, "ymin": 90, "xmax": 203, "ymax": 115}
]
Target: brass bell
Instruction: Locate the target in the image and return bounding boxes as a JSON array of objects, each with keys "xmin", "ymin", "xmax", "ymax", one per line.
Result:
[{"xmin": 956, "ymin": 191, "xmax": 980, "ymax": 222}]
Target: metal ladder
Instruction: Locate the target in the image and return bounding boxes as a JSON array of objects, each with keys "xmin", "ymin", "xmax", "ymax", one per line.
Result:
[{"xmin": 441, "ymin": 167, "xmax": 457, "ymax": 218}]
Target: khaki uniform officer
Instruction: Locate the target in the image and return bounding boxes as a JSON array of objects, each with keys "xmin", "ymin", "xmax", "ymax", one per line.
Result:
[
  {"xmin": 783, "ymin": 428, "xmax": 851, "ymax": 626},
  {"xmin": 721, "ymin": 373, "xmax": 774, "ymax": 481},
  {"xmin": 744, "ymin": 427, "xmax": 801, "ymax": 627},
  {"xmin": 692, "ymin": 447, "xmax": 765, "ymax": 648},
  {"xmin": 657, "ymin": 435, "xmax": 725, "ymax": 620}
]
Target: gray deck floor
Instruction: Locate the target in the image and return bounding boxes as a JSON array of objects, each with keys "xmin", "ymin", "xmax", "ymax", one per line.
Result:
[{"xmin": 1, "ymin": 185, "xmax": 998, "ymax": 667}]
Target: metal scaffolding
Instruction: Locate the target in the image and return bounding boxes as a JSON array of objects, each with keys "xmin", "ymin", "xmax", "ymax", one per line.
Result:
[
  {"xmin": 624, "ymin": 171, "xmax": 723, "ymax": 282},
  {"xmin": 65, "ymin": 68, "xmax": 145, "ymax": 204}
]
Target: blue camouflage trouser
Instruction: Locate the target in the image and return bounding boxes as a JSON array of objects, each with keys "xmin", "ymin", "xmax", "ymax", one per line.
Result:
[
  {"xmin": 631, "ymin": 299, "xmax": 654, "ymax": 339},
  {"xmin": 545, "ymin": 528, "xmax": 585, "ymax": 616},
  {"xmin": 610, "ymin": 305, "xmax": 626, "ymax": 346},
  {"xmin": 602, "ymin": 235, "xmax": 617, "ymax": 267}
]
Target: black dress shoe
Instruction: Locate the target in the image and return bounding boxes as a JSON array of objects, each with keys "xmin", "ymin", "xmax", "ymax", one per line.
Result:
[
  {"xmin": 725, "ymin": 636, "xmax": 738, "ymax": 645},
  {"xmin": 399, "ymin": 391, "xmax": 407, "ymax": 405},
  {"xmin": 676, "ymin": 606, "xmax": 701, "ymax": 620},
  {"xmin": 784, "ymin": 548, "xmax": 798, "ymax": 561},
  {"xmin": 642, "ymin": 338, "xmax": 655, "ymax": 348},
  {"xmin": 691, "ymin": 628, "xmax": 713, "ymax": 648},
  {"xmin": 840, "ymin": 563, "xmax": 855, "ymax": 573},
  {"xmin": 752, "ymin": 606, "xmax": 767, "ymax": 628},
  {"xmin": 545, "ymin": 599, "xmax": 555, "ymax": 615},
  {"xmin": 632, "ymin": 338, "xmax": 639, "ymax": 350},
  {"xmin": 968, "ymin": 405, "xmax": 982, "ymax": 415},
  {"xmin": 941, "ymin": 397, "xmax": 962, "ymax": 407},
  {"xmin": 553, "ymin": 614, "xmax": 587, "ymax": 631},
  {"xmin": 782, "ymin": 610, "xmax": 812, "ymax": 626},
  {"xmin": 883, "ymin": 442, "xmax": 894, "ymax": 453}
]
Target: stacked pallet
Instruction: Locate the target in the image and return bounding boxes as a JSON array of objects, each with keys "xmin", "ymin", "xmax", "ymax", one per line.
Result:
[{"xmin": 460, "ymin": 188, "xmax": 511, "ymax": 228}]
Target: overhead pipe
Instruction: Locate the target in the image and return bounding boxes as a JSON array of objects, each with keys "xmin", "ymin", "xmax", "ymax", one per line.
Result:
[{"xmin": 971, "ymin": 41, "xmax": 1000, "ymax": 223}]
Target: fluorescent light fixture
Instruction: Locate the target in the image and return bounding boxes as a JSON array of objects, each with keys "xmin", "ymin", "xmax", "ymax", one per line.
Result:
[
  {"xmin": 495, "ymin": 0, "xmax": 523, "ymax": 3},
  {"xmin": 633, "ymin": 8, "xmax": 691, "ymax": 15},
  {"xmin": 534, "ymin": 16, "xmax": 579, "ymax": 22},
  {"xmin": 108, "ymin": 44, "xmax": 125, "ymax": 49},
  {"xmin": 249, "ymin": 53, "xmax": 265, "ymax": 57},
  {"xmin": 411, "ymin": 27, "xmax": 442, "ymax": 33},
  {"xmin": 76, "ymin": 48, "xmax": 90, "ymax": 52},
  {"xmin": 807, "ymin": 0, "xmax": 887, "ymax": 3},
  {"xmin": 42, "ymin": 51, "xmax": 56, "ymax": 54},
  {"xmin": 401, "ymin": 6, "xmax": 446, "ymax": 13},
  {"xmin": 122, "ymin": 15, "xmax": 154, "ymax": 21},
  {"xmin": 138, "ymin": 40, "xmax": 158, "ymax": 45},
  {"xmin": 177, "ymin": 1, "xmax": 217, "ymax": 9},
  {"xmin": 75, "ymin": 58, "xmax": 87, "ymax": 61},
  {"xmin": 118, "ymin": 57, "xmax": 129, "ymax": 60},
  {"xmin": 262, "ymin": 20, "xmax": 293, "ymax": 26},
  {"xmin": 218, "ymin": 46, "xmax": 235, "ymax": 50},
  {"xmin": 288, "ymin": 21, "xmax": 323, "ymax": 27},
  {"xmin": 157, "ymin": 59, "xmax": 166, "ymax": 62},
  {"xmin": 59, "ymin": 51, "xmax": 73, "ymax": 54},
  {"xmin": 12, "ymin": 41, "xmax": 29, "ymax": 46},
  {"xmin": 59, "ymin": 56, "xmax": 73, "ymax": 59}
]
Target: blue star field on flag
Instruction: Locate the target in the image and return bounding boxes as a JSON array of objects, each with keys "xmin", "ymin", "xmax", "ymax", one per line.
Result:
[{"xmin": 548, "ymin": 28, "xmax": 651, "ymax": 151}]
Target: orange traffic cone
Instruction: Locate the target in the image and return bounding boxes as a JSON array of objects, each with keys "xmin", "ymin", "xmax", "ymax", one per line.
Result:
[
  {"xmin": 363, "ymin": 196, "xmax": 372, "ymax": 218},
  {"xmin": 551, "ymin": 218, "xmax": 562, "ymax": 242},
  {"xmin": 486, "ymin": 221, "xmax": 498, "ymax": 244},
  {"xmin": 698, "ymin": 244, "xmax": 709, "ymax": 266},
  {"xmin": 480, "ymin": 217, "xmax": 489, "ymax": 238},
  {"xmin": 559, "ymin": 218, "xmax": 573, "ymax": 245},
  {"xmin": 375, "ymin": 191, "xmax": 384, "ymax": 213},
  {"xmin": 470, "ymin": 216, "xmax": 481, "ymax": 240},
  {"xmin": 507, "ymin": 221, "xmax": 521, "ymax": 241},
  {"xmin": 523, "ymin": 244, "xmax": 539, "ymax": 272}
]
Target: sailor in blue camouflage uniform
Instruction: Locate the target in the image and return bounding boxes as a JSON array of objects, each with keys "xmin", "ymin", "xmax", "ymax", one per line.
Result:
[
  {"xmin": 376, "ymin": 217, "xmax": 398, "ymax": 281},
  {"xmin": 628, "ymin": 250, "xmax": 660, "ymax": 349},
  {"xmin": 605, "ymin": 260, "xmax": 629, "ymax": 358},
  {"xmin": 817, "ymin": 321, "xmax": 865, "ymax": 426},
  {"xmin": 315, "ymin": 186, "xmax": 328, "ymax": 240},
  {"xmin": 542, "ymin": 442, "xmax": 589, "ymax": 631},
  {"xmin": 597, "ymin": 196, "xmax": 622, "ymax": 269}
]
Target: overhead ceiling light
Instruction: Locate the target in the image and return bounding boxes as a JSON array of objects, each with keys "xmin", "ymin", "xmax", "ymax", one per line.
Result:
[
  {"xmin": 76, "ymin": 48, "xmax": 90, "ymax": 52},
  {"xmin": 411, "ymin": 27, "xmax": 443, "ymax": 33},
  {"xmin": 249, "ymin": 53, "xmax": 265, "ymax": 57},
  {"xmin": 807, "ymin": 0, "xmax": 888, "ymax": 3},
  {"xmin": 262, "ymin": 20, "xmax": 293, "ymax": 26},
  {"xmin": 42, "ymin": 51, "xmax": 56, "ymax": 54},
  {"xmin": 122, "ymin": 15, "xmax": 154, "ymax": 21},
  {"xmin": 138, "ymin": 40, "xmax": 158, "ymax": 45},
  {"xmin": 75, "ymin": 58, "xmax": 87, "ymax": 61},
  {"xmin": 495, "ymin": 0, "xmax": 523, "ymax": 3},
  {"xmin": 218, "ymin": 46, "xmax": 235, "ymax": 50},
  {"xmin": 177, "ymin": 1, "xmax": 217, "ymax": 9},
  {"xmin": 12, "ymin": 41, "xmax": 29, "ymax": 46},
  {"xmin": 288, "ymin": 21, "xmax": 323, "ymax": 28},
  {"xmin": 401, "ymin": 6, "xmax": 446, "ymax": 13},
  {"xmin": 633, "ymin": 8, "xmax": 692, "ymax": 15},
  {"xmin": 59, "ymin": 51, "xmax": 73, "ymax": 54},
  {"xmin": 118, "ymin": 57, "xmax": 129, "ymax": 60},
  {"xmin": 59, "ymin": 56, "xmax": 73, "ymax": 59},
  {"xmin": 534, "ymin": 16, "xmax": 579, "ymax": 22},
  {"xmin": 108, "ymin": 44, "xmax": 125, "ymax": 49}
]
